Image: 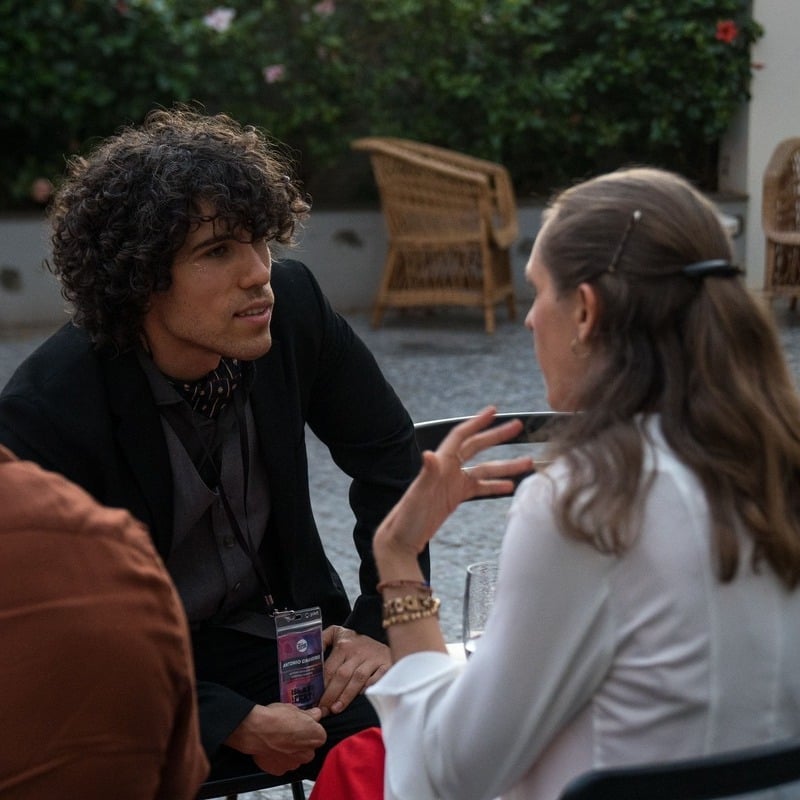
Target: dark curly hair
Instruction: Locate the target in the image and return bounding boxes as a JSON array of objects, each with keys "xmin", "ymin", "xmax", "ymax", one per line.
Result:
[{"xmin": 48, "ymin": 106, "xmax": 310, "ymax": 353}]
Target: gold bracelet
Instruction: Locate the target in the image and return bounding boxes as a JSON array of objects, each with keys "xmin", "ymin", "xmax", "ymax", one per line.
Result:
[{"xmin": 382, "ymin": 594, "xmax": 441, "ymax": 628}]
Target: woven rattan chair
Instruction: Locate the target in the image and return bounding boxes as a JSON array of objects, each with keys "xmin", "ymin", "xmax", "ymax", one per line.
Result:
[
  {"xmin": 762, "ymin": 136, "xmax": 800, "ymax": 309},
  {"xmin": 351, "ymin": 137, "xmax": 519, "ymax": 333}
]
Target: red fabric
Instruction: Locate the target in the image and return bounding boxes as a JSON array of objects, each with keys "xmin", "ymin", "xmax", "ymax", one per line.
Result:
[{"xmin": 309, "ymin": 726, "xmax": 385, "ymax": 800}]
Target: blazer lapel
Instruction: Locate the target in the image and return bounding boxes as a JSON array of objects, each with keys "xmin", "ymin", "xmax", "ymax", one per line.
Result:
[
  {"xmin": 249, "ymin": 341, "xmax": 302, "ymax": 551},
  {"xmin": 103, "ymin": 354, "xmax": 175, "ymax": 554},
  {"xmin": 250, "ymin": 340, "xmax": 295, "ymax": 483}
]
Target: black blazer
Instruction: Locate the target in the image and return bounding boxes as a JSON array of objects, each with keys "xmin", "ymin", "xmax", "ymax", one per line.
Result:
[{"xmin": 0, "ymin": 259, "xmax": 425, "ymax": 751}]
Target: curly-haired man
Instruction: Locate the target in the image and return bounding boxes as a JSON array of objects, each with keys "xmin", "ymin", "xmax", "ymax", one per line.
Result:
[{"xmin": 0, "ymin": 107, "xmax": 427, "ymax": 785}]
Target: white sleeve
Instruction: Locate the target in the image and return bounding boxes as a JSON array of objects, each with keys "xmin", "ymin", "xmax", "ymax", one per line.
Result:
[{"xmin": 367, "ymin": 471, "xmax": 617, "ymax": 800}]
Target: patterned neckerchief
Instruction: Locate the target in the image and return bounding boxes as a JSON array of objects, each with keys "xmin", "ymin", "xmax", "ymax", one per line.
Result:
[{"xmin": 170, "ymin": 357, "xmax": 243, "ymax": 418}]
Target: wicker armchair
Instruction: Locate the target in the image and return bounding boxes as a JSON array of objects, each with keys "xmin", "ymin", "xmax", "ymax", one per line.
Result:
[
  {"xmin": 762, "ymin": 137, "xmax": 800, "ymax": 309},
  {"xmin": 351, "ymin": 137, "xmax": 519, "ymax": 333}
]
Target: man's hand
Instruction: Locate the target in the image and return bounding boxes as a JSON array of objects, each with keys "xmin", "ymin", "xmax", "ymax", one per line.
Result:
[
  {"xmin": 224, "ymin": 703, "xmax": 326, "ymax": 775},
  {"xmin": 319, "ymin": 625, "xmax": 391, "ymax": 715}
]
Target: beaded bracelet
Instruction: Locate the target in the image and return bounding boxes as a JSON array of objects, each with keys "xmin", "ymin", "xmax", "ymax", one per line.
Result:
[{"xmin": 382, "ymin": 594, "xmax": 441, "ymax": 628}]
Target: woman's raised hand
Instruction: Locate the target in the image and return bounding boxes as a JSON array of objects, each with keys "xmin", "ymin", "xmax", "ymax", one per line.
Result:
[{"xmin": 373, "ymin": 406, "xmax": 536, "ymax": 561}]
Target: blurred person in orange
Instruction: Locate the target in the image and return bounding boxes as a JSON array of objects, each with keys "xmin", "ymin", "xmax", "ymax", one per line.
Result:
[{"xmin": 0, "ymin": 445, "xmax": 207, "ymax": 799}]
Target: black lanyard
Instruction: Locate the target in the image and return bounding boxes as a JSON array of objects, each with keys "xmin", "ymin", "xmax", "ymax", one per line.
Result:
[{"xmin": 160, "ymin": 392, "xmax": 276, "ymax": 615}]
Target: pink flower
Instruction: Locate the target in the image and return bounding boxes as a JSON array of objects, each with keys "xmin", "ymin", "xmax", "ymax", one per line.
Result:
[
  {"xmin": 313, "ymin": 0, "xmax": 335, "ymax": 16},
  {"xmin": 30, "ymin": 178, "xmax": 54, "ymax": 205},
  {"xmin": 715, "ymin": 19, "xmax": 738, "ymax": 44},
  {"xmin": 263, "ymin": 64, "xmax": 286, "ymax": 84},
  {"xmin": 203, "ymin": 7, "xmax": 236, "ymax": 33}
]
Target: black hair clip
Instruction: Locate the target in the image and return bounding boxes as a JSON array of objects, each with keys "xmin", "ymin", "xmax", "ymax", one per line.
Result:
[{"xmin": 682, "ymin": 259, "xmax": 743, "ymax": 279}]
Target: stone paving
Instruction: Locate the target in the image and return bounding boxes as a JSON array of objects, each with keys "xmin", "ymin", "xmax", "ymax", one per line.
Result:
[{"xmin": 2, "ymin": 298, "xmax": 799, "ymax": 799}]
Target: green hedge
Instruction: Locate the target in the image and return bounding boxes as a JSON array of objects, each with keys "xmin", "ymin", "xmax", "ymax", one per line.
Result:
[{"xmin": 0, "ymin": 0, "xmax": 762, "ymax": 211}]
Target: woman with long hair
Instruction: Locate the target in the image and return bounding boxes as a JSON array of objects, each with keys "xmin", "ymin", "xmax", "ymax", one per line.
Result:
[{"xmin": 358, "ymin": 167, "xmax": 800, "ymax": 800}]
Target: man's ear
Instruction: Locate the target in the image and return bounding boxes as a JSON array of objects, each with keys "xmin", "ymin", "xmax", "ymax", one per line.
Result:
[{"xmin": 575, "ymin": 282, "xmax": 600, "ymax": 342}]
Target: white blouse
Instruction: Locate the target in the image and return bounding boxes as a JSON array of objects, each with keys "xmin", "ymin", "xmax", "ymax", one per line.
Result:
[{"xmin": 367, "ymin": 420, "xmax": 800, "ymax": 800}]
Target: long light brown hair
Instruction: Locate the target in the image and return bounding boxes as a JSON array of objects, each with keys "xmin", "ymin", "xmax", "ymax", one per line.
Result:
[{"xmin": 539, "ymin": 167, "xmax": 800, "ymax": 588}]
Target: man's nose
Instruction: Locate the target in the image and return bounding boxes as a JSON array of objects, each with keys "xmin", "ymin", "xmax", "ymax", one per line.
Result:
[{"xmin": 241, "ymin": 244, "xmax": 271, "ymax": 286}]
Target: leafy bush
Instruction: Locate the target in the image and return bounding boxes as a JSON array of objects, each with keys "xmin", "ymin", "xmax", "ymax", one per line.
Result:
[{"xmin": 0, "ymin": 0, "xmax": 762, "ymax": 211}]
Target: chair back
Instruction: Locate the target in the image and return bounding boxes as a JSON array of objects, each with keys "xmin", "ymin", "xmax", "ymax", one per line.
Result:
[
  {"xmin": 414, "ymin": 411, "xmax": 566, "ymax": 498},
  {"xmin": 414, "ymin": 411, "xmax": 559, "ymax": 451},
  {"xmin": 354, "ymin": 140, "xmax": 489, "ymax": 246},
  {"xmin": 197, "ymin": 774, "xmax": 307, "ymax": 799},
  {"xmin": 762, "ymin": 136, "xmax": 800, "ymax": 307},
  {"xmin": 558, "ymin": 737, "xmax": 800, "ymax": 800},
  {"xmin": 352, "ymin": 137, "xmax": 518, "ymax": 247}
]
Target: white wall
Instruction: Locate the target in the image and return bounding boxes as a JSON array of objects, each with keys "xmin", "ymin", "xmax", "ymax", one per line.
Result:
[
  {"xmin": 0, "ymin": 217, "xmax": 65, "ymax": 329},
  {"xmin": 1, "ymin": 198, "xmax": 747, "ymax": 329},
  {"xmin": 719, "ymin": 0, "xmax": 800, "ymax": 289}
]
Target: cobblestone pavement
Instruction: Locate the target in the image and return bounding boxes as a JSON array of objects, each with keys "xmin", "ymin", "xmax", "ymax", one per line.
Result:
[{"xmin": 2, "ymin": 299, "xmax": 799, "ymax": 800}]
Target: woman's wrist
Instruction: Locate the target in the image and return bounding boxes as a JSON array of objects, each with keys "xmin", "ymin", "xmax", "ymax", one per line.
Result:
[{"xmin": 377, "ymin": 578, "xmax": 431, "ymax": 593}]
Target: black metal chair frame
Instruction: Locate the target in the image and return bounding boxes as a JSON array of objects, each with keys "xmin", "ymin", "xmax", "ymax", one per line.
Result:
[
  {"xmin": 197, "ymin": 772, "xmax": 307, "ymax": 800},
  {"xmin": 414, "ymin": 410, "xmax": 564, "ymax": 496},
  {"xmin": 413, "ymin": 410, "xmax": 560, "ymax": 450},
  {"xmin": 558, "ymin": 736, "xmax": 800, "ymax": 800}
]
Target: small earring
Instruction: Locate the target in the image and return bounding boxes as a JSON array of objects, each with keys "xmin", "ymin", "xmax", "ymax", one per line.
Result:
[{"xmin": 570, "ymin": 337, "xmax": 590, "ymax": 359}]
